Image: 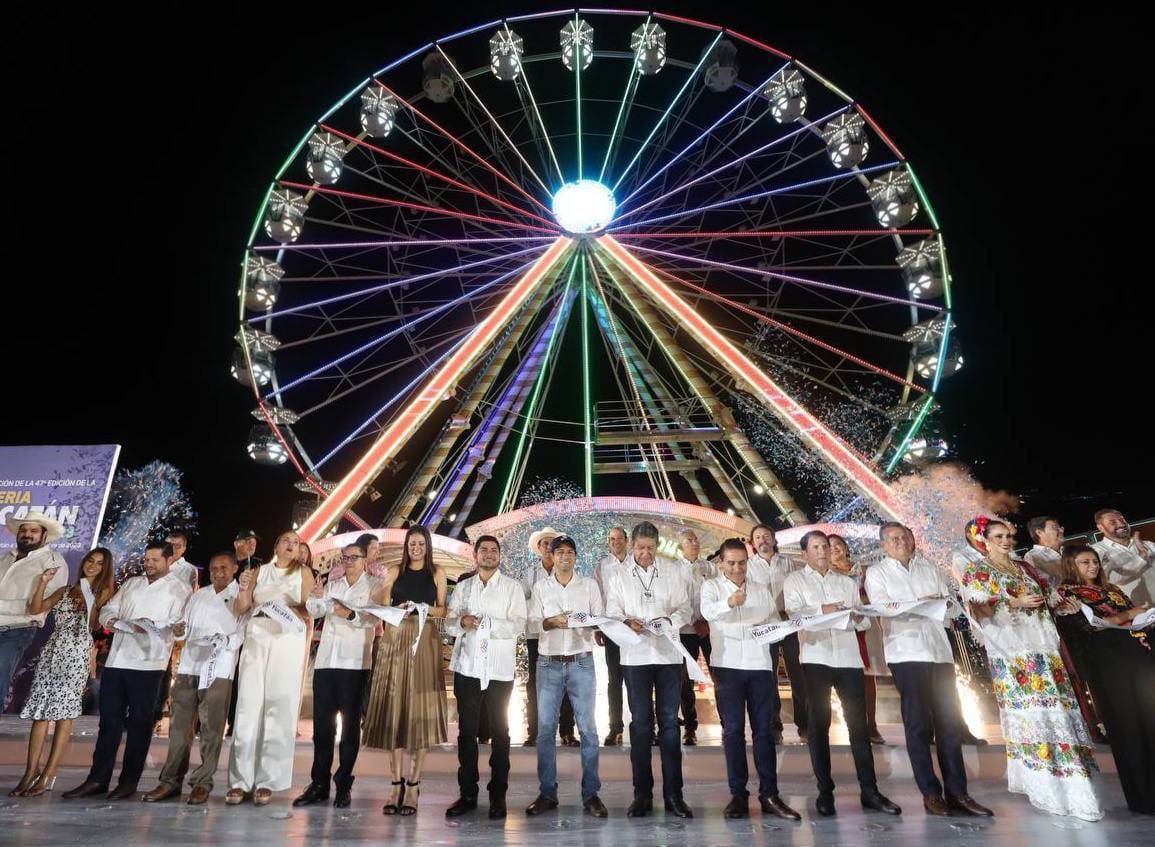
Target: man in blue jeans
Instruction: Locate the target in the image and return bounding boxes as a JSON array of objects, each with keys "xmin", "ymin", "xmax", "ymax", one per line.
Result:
[
  {"xmin": 605, "ymin": 521, "xmax": 694, "ymax": 819},
  {"xmin": 525, "ymin": 535, "xmax": 607, "ymax": 818}
]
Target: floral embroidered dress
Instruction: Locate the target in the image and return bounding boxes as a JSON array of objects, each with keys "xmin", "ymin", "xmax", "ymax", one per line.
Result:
[{"xmin": 961, "ymin": 559, "xmax": 1101, "ymax": 821}]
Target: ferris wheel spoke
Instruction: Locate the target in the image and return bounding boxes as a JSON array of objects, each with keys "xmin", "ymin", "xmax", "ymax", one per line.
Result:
[
  {"xmin": 262, "ymin": 257, "xmax": 539, "ymax": 400},
  {"xmin": 253, "ymin": 236, "xmax": 554, "ymax": 254},
  {"xmin": 501, "ymin": 26, "xmax": 565, "ymax": 186},
  {"xmin": 434, "ymin": 45, "xmax": 554, "ymax": 197},
  {"xmin": 375, "ymin": 82, "xmax": 553, "ymax": 215},
  {"xmin": 610, "ymin": 30, "xmax": 724, "ymax": 195},
  {"xmin": 621, "ymin": 243, "xmax": 937, "ymax": 312},
  {"xmin": 614, "ymin": 106, "xmax": 848, "ymax": 221},
  {"xmin": 252, "ymin": 243, "xmax": 547, "ymax": 322},
  {"xmin": 320, "ymin": 124, "xmax": 556, "ymax": 228},
  {"xmin": 597, "ymin": 20, "xmax": 643, "ymax": 184},
  {"xmin": 616, "ymin": 63, "xmax": 787, "ymax": 209}
]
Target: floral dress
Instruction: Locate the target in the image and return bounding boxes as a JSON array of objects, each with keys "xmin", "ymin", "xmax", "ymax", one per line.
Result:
[
  {"xmin": 20, "ymin": 592, "xmax": 93, "ymax": 721},
  {"xmin": 961, "ymin": 559, "xmax": 1101, "ymax": 821}
]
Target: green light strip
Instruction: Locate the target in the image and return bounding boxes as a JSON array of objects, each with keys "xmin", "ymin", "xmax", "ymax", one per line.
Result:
[
  {"xmin": 574, "ymin": 12, "xmax": 584, "ymax": 179},
  {"xmin": 598, "ymin": 16, "xmax": 645, "ymax": 183},
  {"xmin": 581, "ymin": 250, "xmax": 593, "ymax": 496},
  {"xmin": 498, "ymin": 253, "xmax": 579, "ymax": 511},
  {"xmin": 507, "ymin": 22, "xmax": 564, "ymax": 187},
  {"xmin": 937, "ymin": 232, "xmax": 953, "ymax": 310},
  {"xmin": 884, "ymin": 393, "xmax": 935, "ymax": 474},
  {"xmin": 905, "ymin": 164, "xmax": 941, "ymax": 231}
]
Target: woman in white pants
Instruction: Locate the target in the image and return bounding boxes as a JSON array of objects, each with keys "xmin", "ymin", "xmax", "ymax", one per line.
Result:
[{"xmin": 227, "ymin": 531, "xmax": 314, "ymax": 805}]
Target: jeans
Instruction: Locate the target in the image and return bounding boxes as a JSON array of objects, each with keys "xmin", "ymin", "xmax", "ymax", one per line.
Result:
[
  {"xmin": 769, "ymin": 633, "xmax": 808, "ymax": 733},
  {"xmin": 713, "ymin": 666, "xmax": 779, "ymax": 799},
  {"xmin": 536, "ymin": 653, "xmax": 601, "ymax": 801},
  {"xmin": 802, "ymin": 663, "xmax": 877, "ymax": 794},
  {"xmin": 679, "ymin": 633, "xmax": 711, "ymax": 730},
  {"xmin": 623, "ymin": 663, "xmax": 683, "ymax": 799},
  {"xmin": 311, "ymin": 668, "xmax": 369, "ymax": 792},
  {"xmin": 526, "ymin": 639, "xmax": 574, "ymax": 738},
  {"xmin": 454, "ymin": 674, "xmax": 513, "ymax": 800},
  {"xmin": 0, "ymin": 627, "xmax": 37, "ymax": 710},
  {"xmin": 889, "ymin": 662, "xmax": 968, "ymax": 798},
  {"xmin": 88, "ymin": 667, "xmax": 165, "ymax": 787}
]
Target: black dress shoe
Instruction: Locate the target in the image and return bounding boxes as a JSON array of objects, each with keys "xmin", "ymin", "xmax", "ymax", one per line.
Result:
[
  {"xmin": 526, "ymin": 794, "xmax": 559, "ymax": 816},
  {"xmin": 445, "ymin": 796, "xmax": 478, "ymax": 817},
  {"xmin": 760, "ymin": 794, "xmax": 801, "ymax": 821},
  {"xmin": 488, "ymin": 797, "xmax": 507, "ymax": 819},
  {"xmin": 946, "ymin": 794, "xmax": 994, "ymax": 817},
  {"xmin": 63, "ymin": 781, "xmax": 108, "ymax": 800},
  {"xmin": 333, "ymin": 789, "xmax": 351, "ymax": 809},
  {"xmin": 861, "ymin": 791, "xmax": 902, "ymax": 815},
  {"xmin": 523, "ymin": 737, "xmax": 537, "ymax": 747},
  {"xmin": 627, "ymin": 796, "xmax": 653, "ymax": 817},
  {"xmin": 664, "ymin": 796, "xmax": 693, "ymax": 818},
  {"xmin": 816, "ymin": 793, "xmax": 836, "ymax": 817},
  {"xmin": 583, "ymin": 795, "xmax": 608, "ymax": 818},
  {"xmin": 560, "ymin": 734, "xmax": 580, "ymax": 748},
  {"xmin": 682, "ymin": 730, "xmax": 697, "ymax": 746},
  {"xmin": 107, "ymin": 784, "xmax": 138, "ymax": 801},
  {"xmin": 923, "ymin": 794, "xmax": 951, "ymax": 816},
  {"xmin": 292, "ymin": 783, "xmax": 330, "ymax": 807},
  {"xmin": 723, "ymin": 795, "xmax": 749, "ymax": 819},
  {"xmin": 960, "ymin": 732, "xmax": 988, "ymax": 747},
  {"xmin": 603, "ymin": 731, "xmax": 623, "ymax": 746}
]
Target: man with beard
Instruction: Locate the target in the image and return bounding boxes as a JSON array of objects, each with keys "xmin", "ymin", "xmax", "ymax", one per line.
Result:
[
  {"xmin": 1092, "ymin": 509, "xmax": 1155, "ymax": 606},
  {"xmin": 0, "ymin": 513, "xmax": 69, "ymax": 706}
]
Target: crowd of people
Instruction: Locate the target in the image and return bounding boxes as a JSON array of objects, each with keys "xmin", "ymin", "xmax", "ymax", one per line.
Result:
[{"xmin": 0, "ymin": 506, "xmax": 1153, "ymax": 822}]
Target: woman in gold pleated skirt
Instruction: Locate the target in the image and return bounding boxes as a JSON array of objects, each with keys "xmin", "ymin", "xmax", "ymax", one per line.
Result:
[{"xmin": 362, "ymin": 526, "xmax": 448, "ymax": 816}]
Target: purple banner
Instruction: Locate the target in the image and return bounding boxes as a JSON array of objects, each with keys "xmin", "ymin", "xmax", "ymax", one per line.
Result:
[{"xmin": 0, "ymin": 444, "xmax": 121, "ymax": 575}]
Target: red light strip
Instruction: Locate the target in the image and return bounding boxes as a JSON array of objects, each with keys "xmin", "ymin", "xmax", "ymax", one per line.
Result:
[
  {"xmin": 297, "ymin": 236, "xmax": 572, "ymax": 541},
  {"xmin": 373, "ymin": 82, "xmax": 553, "ymax": 216},
  {"xmin": 280, "ymin": 181, "xmax": 558, "ymax": 235},
  {"xmin": 614, "ymin": 229, "xmax": 934, "ymax": 239},
  {"xmin": 720, "ymin": 28, "xmax": 793, "ymax": 61},
  {"xmin": 855, "ymin": 105, "xmax": 906, "ymax": 161},
  {"xmin": 319, "ymin": 125, "xmax": 558, "ymax": 229},
  {"xmin": 599, "ymin": 235, "xmax": 908, "ymax": 522},
  {"xmin": 650, "ymin": 265, "xmax": 926, "ymax": 393}
]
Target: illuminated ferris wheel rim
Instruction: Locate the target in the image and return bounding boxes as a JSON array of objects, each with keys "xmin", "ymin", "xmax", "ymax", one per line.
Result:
[{"xmin": 233, "ymin": 8, "xmax": 958, "ymax": 539}]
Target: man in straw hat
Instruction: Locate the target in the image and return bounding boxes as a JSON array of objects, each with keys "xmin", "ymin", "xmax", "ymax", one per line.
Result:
[{"xmin": 0, "ymin": 511, "xmax": 69, "ymax": 705}]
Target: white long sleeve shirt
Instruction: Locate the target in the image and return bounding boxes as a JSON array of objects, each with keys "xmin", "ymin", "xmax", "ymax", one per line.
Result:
[
  {"xmin": 169, "ymin": 557, "xmax": 200, "ymax": 592},
  {"xmin": 306, "ymin": 573, "xmax": 382, "ymax": 671},
  {"xmin": 593, "ymin": 552, "xmax": 631, "ymax": 601},
  {"xmin": 678, "ymin": 557, "xmax": 718, "ymax": 633},
  {"xmin": 0, "ymin": 546, "xmax": 69, "ymax": 628},
  {"xmin": 700, "ymin": 575, "xmax": 777, "ymax": 670},
  {"xmin": 100, "ymin": 572, "xmax": 191, "ymax": 671},
  {"xmin": 605, "ymin": 557, "xmax": 691, "ymax": 666},
  {"xmin": 1022, "ymin": 545, "xmax": 1063, "ymax": 584},
  {"xmin": 446, "ymin": 570, "xmax": 527, "ymax": 682},
  {"xmin": 1093, "ymin": 537, "xmax": 1155, "ymax": 606},
  {"xmin": 529, "ymin": 571, "xmax": 604, "ymax": 656},
  {"xmin": 864, "ymin": 554, "xmax": 954, "ymax": 665},
  {"xmin": 519, "ymin": 560, "xmax": 552, "ymax": 638},
  {"xmin": 784, "ymin": 566, "xmax": 869, "ymax": 669},
  {"xmin": 175, "ymin": 582, "xmax": 241, "ymax": 679},
  {"xmin": 747, "ymin": 553, "xmax": 800, "ymax": 613}
]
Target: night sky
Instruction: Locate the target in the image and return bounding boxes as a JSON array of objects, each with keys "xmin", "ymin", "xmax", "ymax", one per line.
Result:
[{"xmin": 4, "ymin": 4, "xmax": 1149, "ymax": 560}]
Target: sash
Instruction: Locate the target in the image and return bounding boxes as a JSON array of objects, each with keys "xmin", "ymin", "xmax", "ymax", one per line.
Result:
[
  {"xmin": 859, "ymin": 598, "xmax": 951, "ymax": 621},
  {"xmin": 351, "ymin": 603, "xmax": 409, "ymax": 627},
  {"xmin": 79, "ymin": 580, "xmax": 95, "ymax": 620},
  {"xmin": 257, "ymin": 599, "xmax": 306, "ymax": 634},
  {"xmin": 195, "ymin": 634, "xmax": 227, "ymax": 690},
  {"xmin": 646, "ymin": 617, "xmax": 708, "ymax": 683},
  {"xmin": 750, "ymin": 609, "xmax": 854, "ymax": 645},
  {"xmin": 114, "ymin": 617, "xmax": 167, "ymax": 657},
  {"xmin": 1080, "ymin": 602, "xmax": 1155, "ymax": 631},
  {"xmin": 475, "ymin": 614, "xmax": 492, "ymax": 691},
  {"xmin": 566, "ymin": 612, "xmax": 643, "ymax": 647}
]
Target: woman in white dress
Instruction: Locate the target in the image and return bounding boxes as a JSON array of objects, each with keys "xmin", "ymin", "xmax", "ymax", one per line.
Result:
[
  {"xmin": 960, "ymin": 518, "xmax": 1101, "ymax": 822},
  {"xmin": 9, "ymin": 548, "xmax": 114, "ymax": 797},
  {"xmin": 227, "ymin": 531, "xmax": 315, "ymax": 805}
]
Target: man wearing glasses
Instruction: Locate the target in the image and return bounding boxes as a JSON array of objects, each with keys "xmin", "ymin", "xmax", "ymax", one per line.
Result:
[{"xmin": 293, "ymin": 543, "xmax": 380, "ymax": 809}]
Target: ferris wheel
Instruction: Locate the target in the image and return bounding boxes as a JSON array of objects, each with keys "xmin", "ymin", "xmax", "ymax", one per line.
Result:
[{"xmin": 231, "ymin": 9, "xmax": 960, "ymax": 541}]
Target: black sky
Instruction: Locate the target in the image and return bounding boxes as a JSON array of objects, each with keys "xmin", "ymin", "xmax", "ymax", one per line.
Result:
[{"xmin": 3, "ymin": 4, "xmax": 1150, "ymax": 559}]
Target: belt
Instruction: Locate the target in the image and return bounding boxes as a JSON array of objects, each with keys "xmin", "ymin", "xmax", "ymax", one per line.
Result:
[{"xmin": 544, "ymin": 651, "xmax": 591, "ymax": 663}]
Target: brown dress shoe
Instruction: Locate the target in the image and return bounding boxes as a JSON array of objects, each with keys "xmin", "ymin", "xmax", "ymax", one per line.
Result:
[
  {"xmin": 947, "ymin": 794, "xmax": 994, "ymax": 817},
  {"xmin": 142, "ymin": 784, "xmax": 181, "ymax": 803},
  {"xmin": 525, "ymin": 794, "xmax": 559, "ymax": 816},
  {"xmin": 188, "ymin": 785, "xmax": 212, "ymax": 805},
  {"xmin": 760, "ymin": 794, "xmax": 802, "ymax": 821},
  {"xmin": 583, "ymin": 795, "xmax": 608, "ymax": 818},
  {"xmin": 923, "ymin": 794, "xmax": 951, "ymax": 816}
]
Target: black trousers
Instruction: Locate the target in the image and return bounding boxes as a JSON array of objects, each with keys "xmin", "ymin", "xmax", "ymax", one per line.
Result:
[
  {"xmin": 526, "ymin": 638, "xmax": 574, "ymax": 737},
  {"xmin": 770, "ymin": 633, "xmax": 808, "ymax": 732},
  {"xmin": 889, "ymin": 662, "xmax": 968, "ymax": 799},
  {"xmin": 802, "ymin": 663, "xmax": 877, "ymax": 794},
  {"xmin": 311, "ymin": 668, "xmax": 369, "ymax": 792},
  {"xmin": 678, "ymin": 633, "xmax": 711, "ymax": 730},
  {"xmin": 88, "ymin": 667, "xmax": 164, "ymax": 787},
  {"xmin": 604, "ymin": 638, "xmax": 624, "ymax": 733},
  {"xmin": 623, "ymin": 663, "xmax": 684, "ymax": 799},
  {"xmin": 454, "ymin": 674, "xmax": 513, "ymax": 800}
]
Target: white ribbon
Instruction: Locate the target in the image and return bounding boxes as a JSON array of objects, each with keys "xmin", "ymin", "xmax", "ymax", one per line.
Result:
[
  {"xmin": 646, "ymin": 618, "xmax": 708, "ymax": 683},
  {"xmin": 411, "ymin": 602, "xmax": 429, "ymax": 656},
  {"xmin": 351, "ymin": 603, "xmax": 409, "ymax": 627},
  {"xmin": 475, "ymin": 614, "xmax": 492, "ymax": 691},
  {"xmin": 858, "ymin": 598, "xmax": 952, "ymax": 621},
  {"xmin": 79, "ymin": 580, "xmax": 95, "ymax": 620},
  {"xmin": 195, "ymin": 634, "xmax": 227, "ymax": 690},
  {"xmin": 565, "ymin": 612, "xmax": 643, "ymax": 646},
  {"xmin": 1080, "ymin": 602, "xmax": 1155, "ymax": 631},
  {"xmin": 750, "ymin": 609, "xmax": 854, "ymax": 645},
  {"xmin": 257, "ymin": 599, "xmax": 306, "ymax": 634},
  {"xmin": 114, "ymin": 617, "xmax": 167, "ymax": 657}
]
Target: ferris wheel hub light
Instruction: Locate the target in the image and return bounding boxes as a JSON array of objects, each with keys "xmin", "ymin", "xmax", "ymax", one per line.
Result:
[{"xmin": 552, "ymin": 180, "xmax": 616, "ymax": 235}]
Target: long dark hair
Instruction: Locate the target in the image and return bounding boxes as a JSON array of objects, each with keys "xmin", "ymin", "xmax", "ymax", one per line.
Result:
[
  {"xmin": 400, "ymin": 525, "xmax": 436, "ymax": 576},
  {"xmin": 1059, "ymin": 544, "xmax": 1109, "ymax": 589},
  {"xmin": 78, "ymin": 547, "xmax": 116, "ymax": 610}
]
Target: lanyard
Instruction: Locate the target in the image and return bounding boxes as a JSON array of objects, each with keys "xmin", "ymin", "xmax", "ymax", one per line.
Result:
[{"xmin": 633, "ymin": 565, "xmax": 658, "ymax": 601}]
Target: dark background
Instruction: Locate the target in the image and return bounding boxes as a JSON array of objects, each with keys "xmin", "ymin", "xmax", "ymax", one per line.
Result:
[{"xmin": 3, "ymin": 4, "xmax": 1149, "ymax": 559}]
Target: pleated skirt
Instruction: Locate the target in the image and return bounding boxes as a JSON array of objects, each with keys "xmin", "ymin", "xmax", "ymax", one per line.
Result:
[{"xmin": 362, "ymin": 616, "xmax": 448, "ymax": 751}]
